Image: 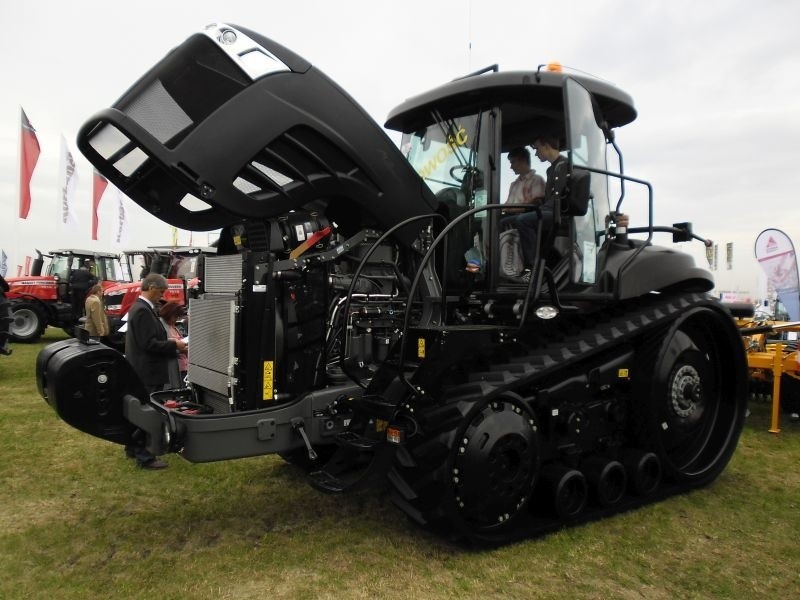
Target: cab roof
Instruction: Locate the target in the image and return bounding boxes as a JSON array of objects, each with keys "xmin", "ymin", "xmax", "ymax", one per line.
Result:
[
  {"xmin": 385, "ymin": 68, "xmax": 636, "ymax": 134},
  {"xmin": 49, "ymin": 249, "xmax": 119, "ymax": 259}
]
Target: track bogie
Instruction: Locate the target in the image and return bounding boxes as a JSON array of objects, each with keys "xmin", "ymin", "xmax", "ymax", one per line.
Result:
[{"xmin": 385, "ymin": 293, "xmax": 747, "ymax": 545}]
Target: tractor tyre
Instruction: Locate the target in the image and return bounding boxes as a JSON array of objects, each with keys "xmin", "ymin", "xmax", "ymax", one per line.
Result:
[{"xmin": 10, "ymin": 302, "xmax": 45, "ymax": 343}]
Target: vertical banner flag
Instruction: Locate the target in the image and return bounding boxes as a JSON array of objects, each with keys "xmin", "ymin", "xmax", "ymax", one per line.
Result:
[
  {"xmin": 19, "ymin": 108, "xmax": 41, "ymax": 219},
  {"xmin": 755, "ymin": 229, "xmax": 800, "ymax": 321},
  {"xmin": 726, "ymin": 242, "xmax": 733, "ymax": 270},
  {"xmin": 17, "ymin": 265, "xmax": 22, "ymax": 276},
  {"xmin": 58, "ymin": 135, "xmax": 80, "ymax": 231},
  {"xmin": 24, "ymin": 256, "xmax": 32, "ymax": 276},
  {"xmin": 110, "ymin": 187, "xmax": 130, "ymax": 246},
  {"xmin": 0, "ymin": 249, "xmax": 7, "ymax": 277},
  {"xmin": 171, "ymin": 226, "xmax": 178, "ymax": 246},
  {"xmin": 705, "ymin": 244, "xmax": 714, "ymax": 270},
  {"xmin": 92, "ymin": 170, "xmax": 109, "ymax": 240}
]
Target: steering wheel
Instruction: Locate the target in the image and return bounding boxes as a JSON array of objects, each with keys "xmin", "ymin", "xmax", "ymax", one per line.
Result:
[{"xmin": 449, "ymin": 165, "xmax": 470, "ymax": 183}]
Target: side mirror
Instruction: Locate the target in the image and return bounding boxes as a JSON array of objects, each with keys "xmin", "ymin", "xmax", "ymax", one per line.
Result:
[{"xmin": 672, "ymin": 222, "xmax": 693, "ymax": 243}]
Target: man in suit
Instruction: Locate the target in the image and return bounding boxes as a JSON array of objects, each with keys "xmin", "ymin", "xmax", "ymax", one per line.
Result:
[{"xmin": 124, "ymin": 273, "xmax": 187, "ymax": 469}]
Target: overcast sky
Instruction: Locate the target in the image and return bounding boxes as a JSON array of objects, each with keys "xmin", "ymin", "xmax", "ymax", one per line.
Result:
[{"xmin": 1, "ymin": 0, "xmax": 798, "ymax": 299}]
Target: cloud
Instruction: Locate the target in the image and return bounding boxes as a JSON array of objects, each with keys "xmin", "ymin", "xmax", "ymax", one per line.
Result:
[{"xmin": 1, "ymin": 0, "xmax": 799, "ymax": 299}]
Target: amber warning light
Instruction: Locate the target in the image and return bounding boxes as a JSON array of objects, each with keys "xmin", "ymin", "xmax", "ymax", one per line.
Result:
[{"xmin": 386, "ymin": 426, "xmax": 405, "ymax": 445}]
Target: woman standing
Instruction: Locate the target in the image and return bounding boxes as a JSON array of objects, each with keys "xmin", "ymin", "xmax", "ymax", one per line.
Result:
[
  {"xmin": 84, "ymin": 284, "xmax": 109, "ymax": 339},
  {"xmin": 158, "ymin": 301, "xmax": 188, "ymax": 386}
]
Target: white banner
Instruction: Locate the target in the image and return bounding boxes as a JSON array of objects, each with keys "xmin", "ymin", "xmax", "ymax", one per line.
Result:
[
  {"xmin": 755, "ymin": 228, "xmax": 800, "ymax": 320},
  {"xmin": 109, "ymin": 186, "xmax": 130, "ymax": 247},
  {"xmin": 58, "ymin": 135, "xmax": 80, "ymax": 231},
  {"xmin": 0, "ymin": 249, "xmax": 7, "ymax": 277}
]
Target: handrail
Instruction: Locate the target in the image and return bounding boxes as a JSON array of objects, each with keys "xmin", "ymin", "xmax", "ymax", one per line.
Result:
[
  {"xmin": 576, "ymin": 165, "xmax": 654, "ymax": 298},
  {"xmin": 397, "ymin": 203, "xmax": 546, "ymax": 396}
]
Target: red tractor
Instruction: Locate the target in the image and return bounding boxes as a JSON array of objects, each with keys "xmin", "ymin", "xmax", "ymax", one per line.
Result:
[
  {"xmin": 102, "ymin": 246, "xmax": 214, "ymax": 346},
  {"xmin": 6, "ymin": 249, "xmax": 127, "ymax": 342}
]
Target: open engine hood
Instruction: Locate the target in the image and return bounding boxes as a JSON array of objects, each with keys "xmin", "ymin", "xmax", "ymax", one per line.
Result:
[{"xmin": 77, "ymin": 24, "xmax": 436, "ymax": 240}]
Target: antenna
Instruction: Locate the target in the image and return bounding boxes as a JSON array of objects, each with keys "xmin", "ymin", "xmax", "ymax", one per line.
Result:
[{"xmin": 468, "ymin": 0, "xmax": 472, "ymax": 71}]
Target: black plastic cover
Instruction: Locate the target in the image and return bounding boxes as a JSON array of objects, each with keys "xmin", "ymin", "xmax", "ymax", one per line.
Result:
[{"xmin": 76, "ymin": 25, "xmax": 437, "ymax": 244}]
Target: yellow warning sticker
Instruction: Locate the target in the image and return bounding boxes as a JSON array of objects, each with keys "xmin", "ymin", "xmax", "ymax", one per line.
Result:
[
  {"xmin": 417, "ymin": 338, "xmax": 426, "ymax": 358},
  {"xmin": 263, "ymin": 361, "xmax": 274, "ymax": 400},
  {"xmin": 618, "ymin": 368, "xmax": 629, "ymax": 378}
]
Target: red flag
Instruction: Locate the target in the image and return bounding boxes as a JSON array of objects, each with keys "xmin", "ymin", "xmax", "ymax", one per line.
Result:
[
  {"xmin": 19, "ymin": 108, "xmax": 41, "ymax": 219},
  {"xmin": 92, "ymin": 170, "xmax": 109, "ymax": 240}
]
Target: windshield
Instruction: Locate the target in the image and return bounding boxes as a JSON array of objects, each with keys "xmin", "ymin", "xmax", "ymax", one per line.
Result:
[
  {"xmin": 400, "ymin": 111, "xmax": 492, "ymax": 289},
  {"xmin": 170, "ymin": 256, "xmax": 199, "ymax": 279},
  {"xmin": 401, "ymin": 113, "xmax": 483, "ymax": 198},
  {"xmin": 96, "ymin": 256, "xmax": 127, "ymax": 282},
  {"xmin": 47, "ymin": 255, "xmax": 75, "ymax": 280}
]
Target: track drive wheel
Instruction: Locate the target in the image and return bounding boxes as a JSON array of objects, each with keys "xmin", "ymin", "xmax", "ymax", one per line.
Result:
[
  {"xmin": 640, "ymin": 303, "xmax": 747, "ymax": 486},
  {"xmin": 392, "ymin": 395, "xmax": 540, "ymax": 544},
  {"xmin": 10, "ymin": 302, "xmax": 45, "ymax": 342}
]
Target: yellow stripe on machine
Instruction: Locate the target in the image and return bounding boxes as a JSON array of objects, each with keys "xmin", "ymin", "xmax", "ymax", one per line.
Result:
[{"xmin": 263, "ymin": 361, "xmax": 274, "ymax": 400}]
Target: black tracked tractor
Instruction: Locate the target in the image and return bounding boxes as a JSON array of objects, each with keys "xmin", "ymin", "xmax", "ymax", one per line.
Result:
[{"xmin": 36, "ymin": 24, "xmax": 747, "ymax": 544}]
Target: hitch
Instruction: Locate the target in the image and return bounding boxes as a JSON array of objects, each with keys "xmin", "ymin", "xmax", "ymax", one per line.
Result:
[{"xmin": 291, "ymin": 417, "xmax": 318, "ymax": 461}]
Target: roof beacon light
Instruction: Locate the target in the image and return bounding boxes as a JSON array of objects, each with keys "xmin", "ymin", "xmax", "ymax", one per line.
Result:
[{"xmin": 546, "ymin": 61, "xmax": 563, "ymax": 73}]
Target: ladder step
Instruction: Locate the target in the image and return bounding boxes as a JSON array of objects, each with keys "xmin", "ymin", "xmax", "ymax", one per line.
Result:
[{"xmin": 335, "ymin": 431, "xmax": 383, "ymax": 451}]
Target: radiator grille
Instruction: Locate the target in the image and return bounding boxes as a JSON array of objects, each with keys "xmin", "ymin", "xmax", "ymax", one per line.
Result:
[
  {"xmin": 187, "ymin": 296, "xmax": 235, "ymax": 396},
  {"xmin": 204, "ymin": 255, "xmax": 244, "ymax": 292}
]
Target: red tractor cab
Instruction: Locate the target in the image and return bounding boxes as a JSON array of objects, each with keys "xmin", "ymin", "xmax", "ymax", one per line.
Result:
[{"xmin": 103, "ymin": 246, "xmax": 214, "ymax": 347}]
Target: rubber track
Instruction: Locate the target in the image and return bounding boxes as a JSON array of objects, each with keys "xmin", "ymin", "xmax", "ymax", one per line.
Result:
[
  {"xmin": 440, "ymin": 292, "xmax": 715, "ymax": 404},
  {"xmin": 388, "ymin": 291, "xmax": 739, "ymax": 545}
]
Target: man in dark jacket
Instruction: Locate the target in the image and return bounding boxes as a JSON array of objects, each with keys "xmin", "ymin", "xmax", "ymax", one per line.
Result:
[
  {"xmin": 123, "ymin": 273, "xmax": 187, "ymax": 469},
  {"xmin": 69, "ymin": 259, "xmax": 97, "ymax": 319}
]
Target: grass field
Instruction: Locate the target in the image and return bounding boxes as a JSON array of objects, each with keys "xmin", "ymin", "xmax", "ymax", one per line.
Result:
[{"xmin": 1, "ymin": 329, "xmax": 799, "ymax": 599}]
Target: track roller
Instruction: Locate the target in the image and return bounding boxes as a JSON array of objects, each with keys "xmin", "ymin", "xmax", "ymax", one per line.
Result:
[
  {"xmin": 622, "ymin": 450, "xmax": 662, "ymax": 496},
  {"xmin": 536, "ymin": 463, "xmax": 588, "ymax": 519},
  {"xmin": 583, "ymin": 457, "xmax": 627, "ymax": 507}
]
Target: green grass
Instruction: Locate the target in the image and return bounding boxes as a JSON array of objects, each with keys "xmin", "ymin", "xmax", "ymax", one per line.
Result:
[{"xmin": 1, "ymin": 329, "xmax": 799, "ymax": 599}]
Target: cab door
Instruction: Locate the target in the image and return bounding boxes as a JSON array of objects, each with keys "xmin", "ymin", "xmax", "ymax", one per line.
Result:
[{"xmin": 563, "ymin": 78, "xmax": 612, "ymax": 285}]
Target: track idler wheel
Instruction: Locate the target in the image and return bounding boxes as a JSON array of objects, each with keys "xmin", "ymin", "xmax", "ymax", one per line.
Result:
[
  {"xmin": 583, "ymin": 457, "xmax": 627, "ymax": 508},
  {"xmin": 642, "ymin": 304, "xmax": 747, "ymax": 486},
  {"xmin": 622, "ymin": 450, "xmax": 662, "ymax": 496},
  {"xmin": 449, "ymin": 396, "xmax": 540, "ymax": 538},
  {"xmin": 537, "ymin": 463, "xmax": 588, "ymax": 519}
]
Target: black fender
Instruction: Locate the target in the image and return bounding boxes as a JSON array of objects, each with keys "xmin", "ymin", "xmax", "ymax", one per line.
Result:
[{"xmin": 598, "ymin": 243, "xmax": 713, "ymax": 299}]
